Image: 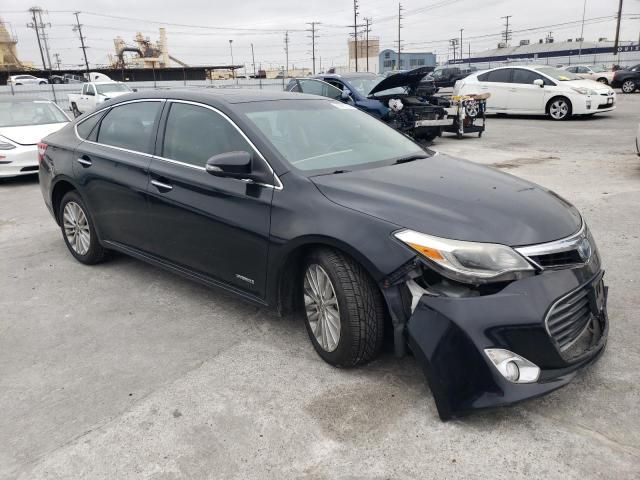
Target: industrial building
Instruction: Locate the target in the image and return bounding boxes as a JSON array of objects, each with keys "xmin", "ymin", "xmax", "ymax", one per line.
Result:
[
  {"xmin": 347, "ymin": 37, "xmax": 380, "ymax": 73},
  {"xmin": 378, "ymin": 49, "xmax": 436, "ymax": 73},
  {"xmin": 0, "ymin": 19, "xmax": 22, "ymax": 69},
  {"xmin": 448, "ymin": 39, "xmax": 640, "ymax": 70}
]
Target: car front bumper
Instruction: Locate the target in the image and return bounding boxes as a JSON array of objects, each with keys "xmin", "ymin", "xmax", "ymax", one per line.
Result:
[
  {"xmin": 403, "ymin": 262, "xmax": 607, "ymax": 420},
  {"xmin": 573, "ymin": 93, "xmax": 616, "ymax": 114},
  {"xmin": 0, "ymin": 144, "xmax": 39, "ymax": 178}
]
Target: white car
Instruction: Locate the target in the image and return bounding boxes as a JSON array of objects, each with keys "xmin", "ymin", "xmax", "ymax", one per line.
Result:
[
  {"xmin": 68, "ymin": 82, "xmax": 133, "ymax": 117},
  {"xmin": 563, "ymin": 65, "xmax": 615, "ymax": 85},
  {"xmin": 8, "ymin": 74, "xmax": 49, "ymax": 86},
  {"xmin": 0, "ymin": 98, "xmax": 70, "ymax": 178},
  {"xmin": 454, "ymin": 65, "xmax": 616, "ymax": 120}
]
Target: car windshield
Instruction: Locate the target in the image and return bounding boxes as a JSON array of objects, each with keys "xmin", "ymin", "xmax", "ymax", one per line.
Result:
[
  {"xmin": 242, "ymin": 99, "xmax": 426, "ymax": 173},
  {"xmin": 589, "ymin": 65, "xmax": 608, "ymax": 73},
  {"xmin": 534, "ymin": 67, "xmax": 581, "ymax": 81},
  {"xmin": 96, "ymin": 84, "xmax": 131, "ymax": 94},
  {"xmin": 347, "ymin": 76, "xmax": 405, "ymax": 96},
  {"xmin": 0, "ymin": 101, "xmax": 68, "ymax": 127}
]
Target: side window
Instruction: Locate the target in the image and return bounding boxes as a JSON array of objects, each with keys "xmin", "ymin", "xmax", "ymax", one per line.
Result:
[
  {"xmin": 512, "ymin": 69, "xmax": 545, "ymax": 85},
  {"xmin": 76, "ymin": 111, "xmax": 105, "ymax": 140},
  {"xmin": 162, "ymin": 103, "xmax": 253, "ymax": 168},
  {"xmin": 82, "ymin": 84, "xmax": 88, "ymax": 95},
  {"xmin": 97, "ymin": 101, "xmax": 161, "ymax": 153},
  {"xmin": 298, "ymin": 79, "xmax": 342, "ymax": 100},
  {"xmin": 565, "ymin": 67, "xmax": 577, "ymax": 73},
  {"xmin": 485, "ymin": 69, "xmax": 512, "ymax": 83}
]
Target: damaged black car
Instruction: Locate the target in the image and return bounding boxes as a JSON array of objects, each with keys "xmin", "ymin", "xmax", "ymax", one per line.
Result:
[{"xmin": 39, "ymin": 89, "xmax": 607, "ymax": 420}]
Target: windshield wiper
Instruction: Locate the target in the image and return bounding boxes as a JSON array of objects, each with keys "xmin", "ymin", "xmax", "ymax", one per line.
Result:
[
  {"xmin": 332, "ymin": 169, "xmax": 351, "ymax": 174},
  {"xmin": 393, "ymin": 154, "xmax": 429, "ymax": 165}
]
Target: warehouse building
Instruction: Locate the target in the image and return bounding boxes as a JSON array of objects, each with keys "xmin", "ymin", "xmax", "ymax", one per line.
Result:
[
  {"xmin": 379, "ymin": 49, "xmax": 436, "ymax": 73},
  {"xmin": 448, "ymin": 39, "xmax": 639, "ymax": 70}
]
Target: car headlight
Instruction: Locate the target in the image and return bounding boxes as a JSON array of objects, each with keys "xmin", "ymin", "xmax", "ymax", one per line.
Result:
[
  {"xmin": 571, "ymin": 87, "xmax": 598, "ymax": 95},
  {"xmin": 394, "ymin": 229, "xmax": 534, "ymax": 284},
  {"xmin": 0, "ymin": 136, "xmax": 16, "ymax": 150}
]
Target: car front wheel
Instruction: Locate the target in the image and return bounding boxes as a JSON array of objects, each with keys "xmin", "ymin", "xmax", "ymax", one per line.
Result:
[
  {"xmin": 548, "ymin": 97, "xmax": 572, "ymax": 120},
  {"xmin": 621, "ymin": 80, "xmax": 637, "ymax": 93},
  {"xmin": 59, "ymin": 191, "xmax": 107, "ymax": 264},
  {"xmin": 302, "ymin": 248, "xmax": 385, "ymax": 368}
]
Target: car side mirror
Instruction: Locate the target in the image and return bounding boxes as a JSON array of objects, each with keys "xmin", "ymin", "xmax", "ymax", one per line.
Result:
[
  {"xmin": 132, "ymin": 88, "xmax": 138, "ymax": 92},
  {"xmin": 206, "ymin": 151, "xmax": 256, "ymax": 180},
  {"xmin": 533, "ymin": 79, "xmax": 544, "ymax": 88},
  {"xmin": 341, "ymin": 89, "xmax": 351, "ymax": 101}
]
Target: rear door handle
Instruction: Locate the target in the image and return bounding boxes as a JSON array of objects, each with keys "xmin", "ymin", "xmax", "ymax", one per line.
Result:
[
  {"xmin": 76, "ymin": 156, "xmax": 92, "ymax": 167},
  {"xmin": 151, "ymin": 179, "xmax": 173, "ymax": 192}
]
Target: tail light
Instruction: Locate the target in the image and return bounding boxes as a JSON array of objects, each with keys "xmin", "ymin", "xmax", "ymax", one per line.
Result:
[{"xmin": 37, "ymin": 142, "xmax": 48, "ymax": 165}]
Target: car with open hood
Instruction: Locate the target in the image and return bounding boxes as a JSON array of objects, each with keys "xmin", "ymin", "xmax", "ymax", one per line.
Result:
[
  {"xmin": 289, "ymin": 67, "xmax": 450, "ymax": 142},
  {"xmin": 39, "ymin": 89, "xmax": 608, "ymax": 419}
]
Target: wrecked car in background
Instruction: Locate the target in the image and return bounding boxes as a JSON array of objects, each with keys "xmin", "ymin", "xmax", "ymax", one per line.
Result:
[
  {"xmin": 287, "ymin": 67, "xmax": 451, "ymax": 143},
  {"xmin": 40, "ymin": 89, "xmax": 607, "ymax": 420}
]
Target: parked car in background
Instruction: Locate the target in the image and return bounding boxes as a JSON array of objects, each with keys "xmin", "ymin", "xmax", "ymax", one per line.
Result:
[
  {"xmin": 50, "ymin": 73, "xmax": 87, "ymax": 84},
  {"xmin": 7, "ymin": 74, "xmax": 48, "ymax": 86},
  {"xmin": 454, "ymin": 65, "xmax": 616, "ymax": 120},
  {"xmin": 0, "ymin": 97, "xmax": 69, "ymax": 178},
  {"xmin": 39, "ymin": 89, "xmax": 608, "ymax": 420},
  {"xmin": 611, "ymin": 64, "xmax": 640, "ymax": 93},
  {"xmin": 303, "ymin": 68, "xmax": 450, "ymax": 142},
  {"xmin": 563, "ymin": 65, "xmax": 615, "ymax": 84},
  {"xmin": 636, "ymin": 123, "xmax": 639, "ymax": 156},
  {"xmin": 430, "ymin": 66, "xmax": 476, "ymax": 89},
  {"xmin": 67, "ymin": 81, "xmax": 133, "ymax": 117}
]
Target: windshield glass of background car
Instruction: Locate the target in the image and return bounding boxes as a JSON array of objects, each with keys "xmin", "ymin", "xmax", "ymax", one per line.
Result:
[
  {"xmin": 590, "ymin": 65, "xmax": 608, "ymax": 72},
  {"xmin": 96, "ymin": 84, "xmax": 131, "ymax": 94},
  {"xmin": 348, "ymin": 76, "xmax": 405, "ymax": 96},
  {"xmin": 0, "ymin": 101, "xmax": 68, "ymax": 127},
  {"xmin": 243, "ymin": 100, "xmax": 426, "ymax": 172},
  {"xmin": 534, "ymin": 67, "xmax": 581, "ymax": 81}
]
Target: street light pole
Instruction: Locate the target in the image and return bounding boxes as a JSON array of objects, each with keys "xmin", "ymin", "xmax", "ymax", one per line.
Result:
[{"xmin": 228, "ymin": 39, "xmax": 235, "ymax": 83}]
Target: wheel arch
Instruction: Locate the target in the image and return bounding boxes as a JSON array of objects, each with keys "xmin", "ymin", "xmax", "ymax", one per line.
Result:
[{"xmin": 51, "ymin": 177, "xmax": 81, "ymax": 224}]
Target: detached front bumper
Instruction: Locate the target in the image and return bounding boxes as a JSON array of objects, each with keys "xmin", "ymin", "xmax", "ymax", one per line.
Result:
[{"xmin": 403, "ymin": 266, "xmax": 608, "ymax": 420}]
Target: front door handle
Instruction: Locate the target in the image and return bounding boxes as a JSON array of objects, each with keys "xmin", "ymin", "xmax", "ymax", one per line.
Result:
[
  {"xmin": 151, "ymin": 179, "xmax": 173, "ymax": 192},
  {"xmin": 77, "ymin": 156, "xmax": 92, "ymax": 167}
]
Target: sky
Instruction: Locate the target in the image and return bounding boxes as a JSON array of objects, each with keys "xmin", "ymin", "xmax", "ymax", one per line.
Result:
[{"xmin": 2, "ymin": 0, "xmax": 639, "ymax": 71}]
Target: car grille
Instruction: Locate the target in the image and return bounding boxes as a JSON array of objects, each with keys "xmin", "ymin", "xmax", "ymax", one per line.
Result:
[
  {"xmin": 546, "ymin": 278, "xmax": 605, "ymax": 360},
  {"xmin": 529, "ymin": 249, "xmax": 583, "ymax": 268}
]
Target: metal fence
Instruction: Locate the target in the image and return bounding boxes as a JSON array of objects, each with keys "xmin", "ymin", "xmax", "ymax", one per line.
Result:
[{"xmin": 0, "ymin": 79, "xmax": 288, "ymax": 111}]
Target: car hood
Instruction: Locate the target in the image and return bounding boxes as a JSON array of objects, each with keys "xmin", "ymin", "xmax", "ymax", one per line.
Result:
[
  {"xmin": 564, "ymin": 78, "xmax": 613, "ymax": 93},
  {"xmin": 369, "ymin": 67, "xmax": 431, "ymax": 96},
  {"xmin": 99, "ymin": 91, "xmax": 130, "ymax": 100},
  {"xmin": 310, "ymin": 154, "xmax": 582, "ymax": 247},
  {"xmin": 0, "ymin": 122, "xmax": 69, "ymax": 146}
]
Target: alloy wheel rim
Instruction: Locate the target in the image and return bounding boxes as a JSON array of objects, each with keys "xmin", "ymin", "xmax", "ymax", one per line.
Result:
[
  {"xmin": 304, "ymin": 264, "xmax": 341, "ymax": 352},
  {"xmin": 622, "ymin": 81, "xmax": 634, "ymax": 93},
  {"xmin": 550, "ymin": 100, "xmax": 568, "ymax": 119},
  {"xmin": 63, "ymin": 201, "xmax": 91, "ymax": 255}
]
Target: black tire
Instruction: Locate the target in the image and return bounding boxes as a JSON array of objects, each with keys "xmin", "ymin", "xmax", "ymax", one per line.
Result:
[
  {"xmin": 621, "ymin": 79, "xmax": 637, "ymax": 94},
  {"xmin": 39, "ymin": 81, "xmax": 47, "ymax": 85},
  {"xmin": 58, "ymin": 191, "xmax": 107, "ymax": 265},
  {"xmin": 302, "ymin": 248, "xmax": 385, "ymax": 368},
  {"xmin": 547, "ymin": 96, "xmax": 572, "ymax": 121},
  {"xmin": 596, "ymin": 78, "xmax": 608, "ymax": 84},
  {"xmin": 71, "ymin": 103, "xmax": 81, "ymax": 118}
]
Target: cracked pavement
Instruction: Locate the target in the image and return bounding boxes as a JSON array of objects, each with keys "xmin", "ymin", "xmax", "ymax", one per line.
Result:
[{"xmin": 1, "ymin": 93, "xmax": 639, "ymax": 479}]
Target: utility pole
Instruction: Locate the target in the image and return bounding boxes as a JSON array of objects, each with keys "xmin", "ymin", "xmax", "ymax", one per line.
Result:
[
  {"xmin": 397, "ymin": 3, "xmax": 403, "ymax": 70},
  {"xmin": 460, "ymin": 28, "xmax": 464, "ymax": 64},
  {"xmin": 36, "ymin": 8, "xmax": 53, "ymax": 70},
  {"xmin": 613, "ymin": 0, "xmax": 624, "ymax": 55},
  {"xmin": 501, "ymin": 15, "xmax": 512, "ymax": 45},
  {"xmin": 250, "ymin": 43, "xmax": 256, "ymax": 77},
  {"xmin": 54, "ymin": 53, "xmax": 61, "ymax": 70},
  {"xmin": 450, "ymin": 39, "xmax": 457, "ymax": 62},
  {"xmin": 353, "ymin": 0, "xmax": 359, "ymax": 72},
  {"xmin": 27, "ymin": 7, "xmax": 48, "ymax": 70},
  {"xmin": 284, "ymin": 31, "xmax": 289, "ymax": 78},
  {"xmin": 363, "ymin": 17, "xmax": 372, "ymax": 72},
  {"xmin": 73, "ymin": 12, "xmax": 90, "ymax": 72},
  {"xmin": 306, "ymin": 22, "xmax": 319, "ymax": 75},
  {"xmin": 228, "ymin": 39, "xmax": 235, "ymax": 82}
]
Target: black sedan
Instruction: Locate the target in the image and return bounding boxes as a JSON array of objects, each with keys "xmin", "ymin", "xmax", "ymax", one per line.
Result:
[
  {"xmin": 611, "ymin": 64, "xmax": 640, "ymax": 93},
  {"xmin": 38, "ymin": 90, "xmax": 608, "ymax": 419}
]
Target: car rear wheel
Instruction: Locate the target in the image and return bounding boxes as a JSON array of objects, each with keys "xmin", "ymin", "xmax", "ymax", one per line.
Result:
[
  {"xmin": 59, "ymin": 191, "xmax": 107, "ymax": 264},
  {"xmin": 302, "ymin": 248, "xmax": 385, "ymax": 368},
  {"xmin": 548, "ymin": 97, "xmax": 572, "ymax": 120},
  {"xmin": 596, "ymin": 78, "xmax": 608, "ymax": 84},
  {"xmin": 621, "ymin": 80, "xmax": 637, "ymax": 93}
]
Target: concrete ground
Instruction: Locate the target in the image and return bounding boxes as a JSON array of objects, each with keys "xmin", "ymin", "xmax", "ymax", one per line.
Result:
[{"xmin": 1, "ymin": 94, "xmax": 639, "ymax": 479}]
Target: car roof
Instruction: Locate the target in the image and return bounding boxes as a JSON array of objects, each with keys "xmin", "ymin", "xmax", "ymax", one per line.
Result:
[
  {"xmin": 100, "ymin": 88, "xmax": 326, "ymax": 107},
  {"xmin": 0, "ymin": 96, "xmax": 51, "ymax": 103}
]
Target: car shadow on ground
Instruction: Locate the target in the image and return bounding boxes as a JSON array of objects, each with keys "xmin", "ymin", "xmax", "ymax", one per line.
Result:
[{"xmin": 0, "ymin": 173, "xmax": 39, "ymax": 187}]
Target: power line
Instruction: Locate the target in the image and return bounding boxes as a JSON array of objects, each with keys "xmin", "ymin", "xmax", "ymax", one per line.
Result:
[{"xmin": 73, "ymin": 12, "xmax": 90, "ymax": 72}]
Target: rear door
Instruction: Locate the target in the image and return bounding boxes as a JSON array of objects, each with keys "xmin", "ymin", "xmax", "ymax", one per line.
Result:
[
  {"xmin": 145, "ymin": 100, "xmax": 274, "ymax": 298},
  {"xmin": 476, "ymin": 68, "xmax": 512, "ymax": 111},
  {"xmin": 507, "ymin": 68, "xmax": 549, "ymax": 113},
  {"xmin": 73, "ymin": 100, "xmax": 164, "ymax": 250}
]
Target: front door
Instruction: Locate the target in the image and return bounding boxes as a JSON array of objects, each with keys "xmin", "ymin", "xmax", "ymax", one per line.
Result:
[
  {"xmin": 73, "ymin": 100, "xmax": 163, "ymax": 250},
  {"xmin": 477, "ymin": 68, "xmax": 512, "ymax": 111},
  {"xmin": 507, "ymin": 68, "xmax": 548, "ymax": 113},
  {"xmin": 145, "ymin": 101, "xmax": 274, "ymax": 298}
]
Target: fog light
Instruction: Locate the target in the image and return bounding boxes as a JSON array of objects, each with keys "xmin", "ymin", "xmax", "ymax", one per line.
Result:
[{"xmin": 484, "ymin": 348, "xmax": 540, "ymax": 384}]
